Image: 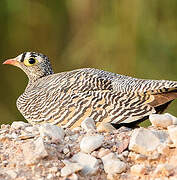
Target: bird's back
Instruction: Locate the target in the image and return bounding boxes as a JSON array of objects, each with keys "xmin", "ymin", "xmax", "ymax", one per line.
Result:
[{"xmin": 17, "ymin": 68, "xmax": 177, "ymax": 128}]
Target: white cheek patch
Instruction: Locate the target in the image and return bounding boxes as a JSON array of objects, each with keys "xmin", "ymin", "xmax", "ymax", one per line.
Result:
[{"xmin": 16, "ymin": 54, "xmax": 23, "ymax": 62}]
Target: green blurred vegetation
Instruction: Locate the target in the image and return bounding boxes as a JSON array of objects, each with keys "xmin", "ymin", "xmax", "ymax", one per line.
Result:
[{"xmin": 0, "ymin": 0, "xmax": 177, "ymax": 125}]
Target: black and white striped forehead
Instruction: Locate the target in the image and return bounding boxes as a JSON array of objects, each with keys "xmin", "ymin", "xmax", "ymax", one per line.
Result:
[{"xmin": 17, "ymin": 52, "xmax": 49, "ymax": 62}]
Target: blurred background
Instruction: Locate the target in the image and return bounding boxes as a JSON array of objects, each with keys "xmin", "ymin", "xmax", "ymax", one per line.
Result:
[{"xmin": 0, "ymin": 0, "xmax": 177, "ymax": 125}]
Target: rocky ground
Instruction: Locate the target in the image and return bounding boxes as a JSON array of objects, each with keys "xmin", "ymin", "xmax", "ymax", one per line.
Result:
[{"xmin": 0, "ymin": 113, "xmax": 177, "ymax": 180}]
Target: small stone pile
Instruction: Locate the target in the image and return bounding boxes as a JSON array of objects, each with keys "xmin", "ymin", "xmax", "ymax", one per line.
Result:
[{"xmin": 0, "ymin": 114, "xmax": 177, "ymax": 180}]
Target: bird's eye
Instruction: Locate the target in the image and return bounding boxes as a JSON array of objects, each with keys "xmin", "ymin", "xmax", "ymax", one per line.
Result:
[
  {"xmin": 24, "ymin": 57, "xmax": 38, "ymax": 66},
  {"xmin": 28, "ymin": 58, "xmax": 36, "ymax": 64}
]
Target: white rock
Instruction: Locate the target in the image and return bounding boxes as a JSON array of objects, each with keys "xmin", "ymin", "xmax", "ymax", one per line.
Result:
[
  {"xmin": 168, "ymin": 125, "xmax": 177, "ymax": 148},
  {"xmin": 62, "ymin": 159, "xmax": 72, "ymax": 165},
  {"xmin": 70, "ymin": 134, "xmax": 79, "ymax": 141},
  {"xmin": 81, "ymin": 117, "xmax": 96, "ymax": 132},
  {"xmin": 117, "ymin": 154, "xmax": 124, "ymax": 161},
  {"xmin": 122, "ymin": 150, "xmax": 129, "ymax": 157},
  {"xmin": 47, "ymin": 173, "xmax": 53, "ymax": 179},
  {"xmin": 96, "ymin": 122, "xmax": 116, "ymax": 133},
  {"xmin": 61, "ymin": 162, "xmax": 83, "ymax": 177},
  {"xmin": 148, "ymin": 152, "xmax": 160, "ymax": 160},
  {"xmin": 25, "ymin": 126, "xmax": 39, "ymax": 135},
  {"xmin": 80, "ymin": 135, "xmax": 104, "ymax": 153},
  {"xmin": 22, "ymin": 137, "xmax": 48, "ymax": 165},
  {"xmin": 172, "ymin": 119, "xmax": 177, "ymax": 125},
  {"xmin": 6, "ymin": 132, "xmax": 18, "ymax": 139},
  {"xmin": 5, "ymin": 170, "xmax": 18, "ymax": 179},
  {"xmin": 22, "ymin": 142, "xmax": 35, "ymax": 165},
  {"xmin": 39, "ymin": 123, "xmax": 65, "ymax": 143},
  {"xmin": 157, "ymin": 144, "xmax": 170, "ymax": 154},
  {"xmin": 165, "ymin": 113, "xmax": 177, "ymax": 125},
  {"xmin": 150, "ymin": 113, "xmax": 177, "ymax": 128},
  {"xmin": 149, "ymin": 113, "xmax": 174, "ymax": 128},
  {"xmin": 72, "ymin": 152, "xmax": 99, "ymax": 175},
  {"xmin": 102, "ymin": 153, "xmax": 126, "ymax": 175},
  {"xmin": 151, "ymin": 129, "xmax": 169, "ymax": 143},
  {"xmin": 34, "ymin": 137, "xmax": 48, "ymax": 159},
  {"xmin": 134, "ymin": 154, "xmax": 147, "ymax": 161},
  {"xmin": 130, "ymin": 164, "xmax": 146, "ymax": 175},
  {"xmin": 0, "ymin": 129, "xmax": 7, "ymax": 134},
  {"xmin": 63, "ymin": 148, "xmax": 70, "ymax": 154},
  {"xmin": 49, "ymin": 167, "xmax": 58, "ymax": 173},
  {"xmin": 98, "ymin": 148, "xmax": 111, "ymax": 158},
  {"xmin": 154, "ymin": 164, "xmax": 174, "ymax": 176},
  {"xmin": 69, "ymin": 173, "xmax": 78, "ymax": 180},
  {"xmin": 11, "ymin": 121, "xmax": 29, "ymax": 130},
  {"xmin": 129, "ymin": 128, "xmax": 161, "ymax": 155}
]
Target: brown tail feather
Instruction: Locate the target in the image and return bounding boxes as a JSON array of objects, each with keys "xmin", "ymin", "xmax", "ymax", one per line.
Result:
[
  {"xmin": 149, "ymin": 91, "xmax": 177, "ymax": 107},
  {"xmin": 148, "ymin": 90, "xmax": 177, "ymax": 113}
]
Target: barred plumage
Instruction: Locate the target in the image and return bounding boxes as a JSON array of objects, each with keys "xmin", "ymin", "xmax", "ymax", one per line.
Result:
[{"xmin": 3, "ymin": 52, "xmax": 177, "ymax": 128}]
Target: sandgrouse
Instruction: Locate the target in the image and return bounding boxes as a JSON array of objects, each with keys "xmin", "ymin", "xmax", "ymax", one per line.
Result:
[{"xmin": 3, "ymin": 52, "xmax": 177, "ymax": 128}]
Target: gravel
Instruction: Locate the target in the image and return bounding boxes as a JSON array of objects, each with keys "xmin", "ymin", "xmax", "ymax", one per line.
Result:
[{"xmin": 0, "ymin": 113, "xmax": 177, "ymax": 179}]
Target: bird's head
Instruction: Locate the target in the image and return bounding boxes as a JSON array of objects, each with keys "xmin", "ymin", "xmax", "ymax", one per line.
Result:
[{"xmin": 3, "ymin": 52, "xmax": 54, "ymax": 82}]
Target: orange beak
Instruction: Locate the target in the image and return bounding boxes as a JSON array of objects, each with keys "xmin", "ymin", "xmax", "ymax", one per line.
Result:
[{"xmin": 3, "ymin": 58, "xmax": 20, "ymax": 67}]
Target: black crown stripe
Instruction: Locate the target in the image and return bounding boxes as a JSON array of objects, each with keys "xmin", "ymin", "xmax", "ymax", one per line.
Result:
[{"xmin": 20, "ymin": 52, "xmax": 27, "ymax": 62}]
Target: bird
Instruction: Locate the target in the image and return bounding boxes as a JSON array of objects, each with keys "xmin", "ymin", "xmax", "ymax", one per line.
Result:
[{"xmin": 3, "ymin": 52, "xmax": 177, "ymax": 129}]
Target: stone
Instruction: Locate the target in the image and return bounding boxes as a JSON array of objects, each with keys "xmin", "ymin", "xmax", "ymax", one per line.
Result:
[
  {"xmin": 117, "ymin": 151, "xmax": 129, "ymax": 161},
  {"xmin": 11, "ymin": 121, "xmax": 29, "ymax": 130},
  {"xmin": 98, "ymin": 148, "xmax": 111, "ymax": 158},
  {"xmin": 154, "ymin": 164, "xmax": 174, "ymax": 177},
  {"xmin": 72, "ymin": 152, "xmax": 99, "ymax": 175},
  {"xmin": 96, "ymin": 122, "xmax": 116, "ymax": 133},
  {"xmin": 90, "ymin": 151, "xmax": 98, "ymax": 157},
  {"xmin": 149, "ymin": 113, "xmax": 177, "ymax": 128},
  {"xmin": 7, "ymin": 132, "xmax": 18, "ymax": 139},
  {"xmin": 130, "ymin": 164, "xmax": 146, "ymax": 175},
  {"xmin": 39, "ymin": 123, "xmax": 65, "ymax": 143},
  {"xmin": 22, "ymin": 141, "xmax": 35, "ymax": 165},
  {"xmin": 102, "ymin": 152, "xmax": 126, "ymax": 175},
  {"xmin": 0, "ymin": 129, "xmax": 8, "ymax": 134},
  {"xmin": 134, "ymin": 154, "xmax": 147, "ymax": 161},
  {"xmin": 157, "ymin": 144, "xmax": 170, "ymax": 154},
  {"xmin": 151, "ymin": 129, "xmax": 169, "ymax": 143},
  {"xmin": 172, "ymin": 118, "xmax": 177, "ymax": 125},
  {"xmin": 34, "ymin": 137, "xmax": 48, "ymax": 158},
  {"xmin": 81, "ymin": 117, "xmax": 96, "ymax": 132},
  {"xmin": 166, "ymin": 113, "xmax": 177, "ymax": 125},
  {"xmin": 25, "ymin": 126, "xmax": 39, "ymax": 135},
  {"xmin": 168, "ymin": 125, "xmax": 177, "ymax": 148},
  {"xmin": 22, "ymin": 137, "xmax": 48, "ymax": 165},
  {"xmin": 70, "ymin": 134, "xmax": 79, "ymax": 141},
  {"xmin": 122, "ymin": 150, "xmax": 129, "ymax": 157},
  {"xmin": 117, "ymin": 137, "xmax": 130, "ymax": 154},
  {"xmin": 47, "ymin": 173, "xmax": 53, "ymax": 179},
  {"xmin": 128, "ymin": 151, "xmax": 135, "ymax": 159},
  {"xmin": 61, "ymin": 162, "xmax": 83, "ymax": 177},
  {"xmin": 68, "ymin": 173, "xmax": 78, "ymax": 180},
  {"xmin": 148, "ymin": 152, "xmax": 160, "ymax": 160},
  {"xmin": 80, "ymin": 135, "xmax": 104, "ymax": 153},
  {"xmin": 117, "ymin": 153, "xmax": 125, "ymax": 161},
  {"xmin": 5, "ymin": 170, "xmax": 18, "ymax": 179},
  {"xmin": 49, "ymin": 167, "xmax": 58, "ymax": 173},
  {"xmin": 129, "ymin": 128, "xmax": 161, "ymax": 155},
  {"xmin": 170, "ymin": 177, "xmax": 177, "ymax": 180},
  {"xmin": 63, "ymin": 147, "xmax": 70, "ymax": 154},
  {"xmin": 19, "ymin": 134, "xmax": 35, "ymax": 140}
]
